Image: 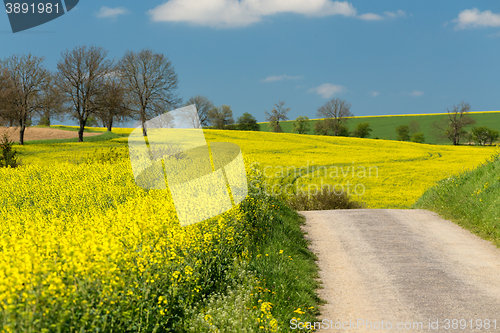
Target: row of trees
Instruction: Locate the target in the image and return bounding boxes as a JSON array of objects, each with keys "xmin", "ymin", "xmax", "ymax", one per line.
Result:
[
  {"xmin": 265, "ymin": 99, "xmax": 498, "ymax": 146},
  {"xmin": 188, "ymin": 95, "xmax": 259, "ymax": 131},
  {"xmin": 265, "ymin": 98, "xmax": 373, "ymax": 138},
  {"xmin": 395, "ymin": 121, "xmax": 425, "ymax": 143},
  {"xmin": 0, "ymin": 46, "xmax": 263, "ymax": 145},
  {"xmin": 0, "ymin": 46, "xmax": 181, "ymax": 144}
]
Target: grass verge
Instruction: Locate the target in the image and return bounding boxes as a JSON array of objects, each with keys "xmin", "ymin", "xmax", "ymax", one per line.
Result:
[
  {"xmin": 183, "ymin": 173, "xmax": 324, "ymax": 332},
  {"xmin": 414, "ymin": 152, "xmax": 500, "ymax": 248}
]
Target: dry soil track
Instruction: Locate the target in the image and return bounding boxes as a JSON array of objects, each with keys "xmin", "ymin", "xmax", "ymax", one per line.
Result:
[
  {"xmin": 301, "ymin": 209, "xmax": 500, "ymax": 332},
  {"xmin": 0, "ymin": 127, "xmax": 101, "ymax": 142}
]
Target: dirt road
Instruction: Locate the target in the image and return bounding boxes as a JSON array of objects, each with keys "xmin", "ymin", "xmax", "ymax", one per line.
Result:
[
  {"xmin": 301, "ymin": 209, "xmax": 500, "ymax": 332},
  {"xmin": 0, "ymin": 127, "xmax": 101, "ymax": 142}
]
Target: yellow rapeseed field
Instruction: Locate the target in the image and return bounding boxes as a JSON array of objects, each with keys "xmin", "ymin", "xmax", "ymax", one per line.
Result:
[
  {"xmin": 0, "ymin": 159, "xmax": 276, "ymax": 332},
  {"xmin": 15, "ymin": 127, "xmax": 498, "ymax": 209},
  {"xmin": 3, "ymin": 126, "xmax": 497, "ymax": 331},
  {"xmin": 201, "ymin": 130, "xmax": 498, "ymax": 208}
]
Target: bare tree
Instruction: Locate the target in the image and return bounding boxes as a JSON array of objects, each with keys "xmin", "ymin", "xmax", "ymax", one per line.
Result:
[
  {"xmin": 208, "ymin": 105, "xmax": 234, "ymax": 129},
  {"xmin": 265, "ymin": 100, "xmax": 290, "ymax": 133},
  {"xmin": 93, "ymin": 74, "xmax": 131, "ymax": 131},
  {"xmin": 56, "ymin": 46, "xmax": 113, "ymax": 142},
  {"xmin": 432, "ymin": 101, "xmax": 476, "ymax": 145},
  {"xmin": 316, "ymin": 98, "xmax": 353, "ymax": 136},
  {"xmin": 36, "ymin": 73, "xmax": 66, "ymax": 126},
  {"xmin": 408, "ymin": 120, "xmax": 420, "ymax": 135},
  {"xmin": 0, "ymin": 54, "xmax": 50, "ymax": 144},
  {"xmin": 118, "ymin": 49, "xmax": 180, "ymax": 136},
  {"xmin": 184, "ymin": 95, "xmax": 215, "ymax": 127},
  {"xmin": 0, "ymin": 67, "xmax": 17, "ymax": 127}
]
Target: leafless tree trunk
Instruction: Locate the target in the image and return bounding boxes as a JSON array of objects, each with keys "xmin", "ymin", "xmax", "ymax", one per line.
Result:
[
  {"xmin": 0, "ymin": 68, "xmax": 17, "ymax": 127},
  {"xmin": 184, "ymin": 95, "xmax": 215, "ymax": 127},
  {"xmin": 432, "ymin": 102, "xmax": 476, "ymax": 145},
  {"xmin": 36, "ymin": 74, "xmax": 65, "ymax": 126},
  {"xmin": 208, "ymin": 105, "xmax": 235, "ymax": 129},
  {"xmin": 0, "ymin": 54, "xmax": 50, "ymax": 145},
  {"xmin": 118, "ymin": 49, "xmax": 180, "ymax": 136},
  {"xmin": 447, "ymin": 102, "xmax": 475, "ymax": 145},
  {"xmin": 93, "ymin": 74, "xmax": 131, "ymax": 132},
  {"xmin": 316, "ymin": 98, "xmax": 353, "ymax": 136},
  {"xmin": 56, "ymin": 46, "xmax": 114, "ymax": 142},
  {"xmin": 265, "ymin": 100, "xmax": 290, "ymax": 132}
]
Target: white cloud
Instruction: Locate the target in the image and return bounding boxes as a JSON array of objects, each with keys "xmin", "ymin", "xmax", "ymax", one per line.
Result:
[
  {"xmin": 261, "ymin": 75, "xmax": 303, "ymax": 82},
  {"xmin": 95, "ymin": 6, "xmax": 129, "ymax": 19},
  {"xmin": 309, "ymin": 83, "xmax": 346, "ymax": 98},
  {"xmin": 410, "ymin": 90, "xmax": 424, "ymax": 97},
  {"xmin": 369, "ymin": 91, "xmax": 380, "ymax": 97},
  {"xmin": 384, "ymin": 10, "xmax": 406, "ymax": 18},
  {"xmin": 358, "ymin": 9, "xmax": 405, "ymax": 21},
  {"xmin": 453, "ymin": 8, "xmax": 500, "ymax": 30},
  {"xmin": 148, "ymin": 1, "xmax": 407, "ymax": 28},
  {"xmin": 358, "ymin": 13, "xmax": 384, "ymax": 21}
]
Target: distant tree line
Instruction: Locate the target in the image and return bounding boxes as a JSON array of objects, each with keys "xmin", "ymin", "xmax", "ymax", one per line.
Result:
[
  {"xmin": 0, "ymin": 47, "xmax": 262, "ymax": 145},
  {"xmin": 265, "ymin": 97, "xmax": 374, "ymax": 139},
  {"xmin": 264, "ymin": 98, "xmax": 498, "ymax": 146},
  {"xmin": 0, "ymin": 46, "xmax": 182, "ymax": 144}
]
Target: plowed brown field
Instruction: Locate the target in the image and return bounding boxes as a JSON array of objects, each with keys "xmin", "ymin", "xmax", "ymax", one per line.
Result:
[{"xmin": 0, "ymin": 127, "xmax": 101, "ymax": 142}]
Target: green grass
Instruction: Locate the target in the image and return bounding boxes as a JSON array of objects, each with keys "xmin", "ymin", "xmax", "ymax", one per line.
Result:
[
  {"xmin": 15, "ymin": 137, "xmax": 128, "ymax": 165},
  {"xmin": 183, "ymin": 190, "xmax": 323, "ymax": 332},
  {"xmin": 242, "ymin": 188, "xmax": 323, "ymax": 331},
  {"xmin": 259, "ymin": 111, "xmax": 500, "ymax": 145},
  {"xmin": 33, "ymin": 125, "xmax": 108, "ymax": 133},
  {"xmin": 414, "ymin": 153, "xmax": 500, "ymax": 248}
]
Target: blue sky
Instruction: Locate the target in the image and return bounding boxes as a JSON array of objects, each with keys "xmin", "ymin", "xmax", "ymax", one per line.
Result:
[{"xmin": 1, "ymin": 0, "xmax": 500, "ymax": 125}]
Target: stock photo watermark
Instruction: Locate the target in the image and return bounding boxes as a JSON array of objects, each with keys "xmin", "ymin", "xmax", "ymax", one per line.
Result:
[
  {"xmin": 3, "ymin": 0, "xmax": 79, "ymax": 33},
  {"xmin": 291, "ymin": 318, "xmax": 498, "ymax": 331},
  {"xmin": 128, "ymin": 105, "xmax": 248, "ymax": 227},
  {"xmin": 249, "ymin": 161, "xmax": 379, "ymax": 199}
]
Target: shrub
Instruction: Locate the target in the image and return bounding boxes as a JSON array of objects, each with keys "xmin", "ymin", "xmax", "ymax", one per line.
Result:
[
  {"xmin": 411, "ymin": 132, "xmax": 425, "ymax": 143},
  {"xmin": 292, "ymin": 116, "xmax": 310, "ymax": 134},
  {"xmin": 286, "ymin": 186, "xmax": 364, "ymax": 211},
  {"xmin": 237, "ymin": 112, "xmax": 260, "ymax": 131},
  {"xmin": 314, "ymin": 120, "xmax": 349, "ymax": 136},
  {"xmin": 487, "ymin": 129, "xmax": 500, "ymax": 145},
  {"xmin": 471, "ymin": 126, "xmax": 489, "ymax": 145},
  {"xmin": 38, "ymin": 115, "xmax": 51, "ymax": 126},
  {"xmin": 352, "ymin": 122, "xmax": 372, "ymax": 138},
  {"xmin": 314, "ymin": 120, "xmax": 329, "ymax": 135},
  {"xmin": 0, "ymin": 133, "xmax": 18, "ymax": 168},
  {"xmin": 396, "ymin": 125, "xmax": 410, "ymax": 141},
  {"xmin": 337, "ymin": 124, "xmax": 350, "ymax": 137},
  {"xmin": 269, "ymin": 120, "xmax": 283, "ymax": 133}
]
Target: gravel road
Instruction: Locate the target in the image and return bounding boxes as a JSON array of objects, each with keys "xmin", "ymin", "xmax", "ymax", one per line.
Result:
[{"xmin": 300, "ymin": 209, "xmax": 500, "ymax": 332}]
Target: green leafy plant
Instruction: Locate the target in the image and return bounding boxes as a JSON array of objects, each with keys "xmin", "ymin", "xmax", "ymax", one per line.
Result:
[
  {"xmin": 396, "ymin": 125, "xmax": 410, "ymax": 141},
  {"xmin": 411, "ymin": 132, "xmax": 425, "ymax": 143},
  {"xmin": 0, "ymin": 133, "xmax": 18, "ymax": 168},
  {"xmin": 292, "ymin": 116, "xmax": 310, "ymax": 134},
  {"xmin": 352, "ymin": 122, "xmax": 372, "ymax": 138}
]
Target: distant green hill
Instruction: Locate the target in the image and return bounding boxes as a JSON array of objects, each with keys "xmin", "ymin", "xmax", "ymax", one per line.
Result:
[{"xmin": 259, "ymin": 111, "xmax": 500, "ymax": 145}]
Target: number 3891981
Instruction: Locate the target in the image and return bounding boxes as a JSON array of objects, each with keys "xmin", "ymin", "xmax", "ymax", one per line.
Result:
[{"xmin": 5, "ymin": 3, "xmax": 60, "ymax": 14}]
